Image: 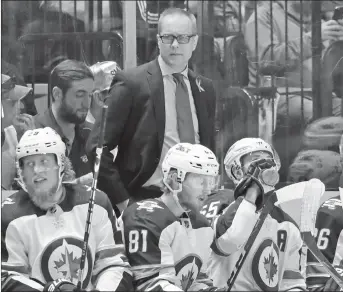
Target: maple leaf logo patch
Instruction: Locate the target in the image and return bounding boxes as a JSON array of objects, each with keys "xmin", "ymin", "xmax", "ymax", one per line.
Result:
[
  {"xmin": 181, "ymin": 268, "xmax": 195, "ymax": 291},
  {"xmin": 252, "ymin": 238, "xmax": 280, "ymax": 291},
  {"xmin": 53, "ymin": 241, "xmax": 81, "ymax": 281},
  {"xmin": 263, "ymin": 253, "xmax": 278, "ymax": 284},
  {"xmin": 175, "ymin": 255, "xmax": 202, "ymax": 291},
  {"xmin": 41, "ymin": 237, "xmax": 93, "ymax": 290}
]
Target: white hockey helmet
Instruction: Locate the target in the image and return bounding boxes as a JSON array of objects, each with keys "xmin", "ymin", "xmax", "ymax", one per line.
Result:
[
  {"xmin": 224, "ymin": 138, "xmax": 280, "ymax": 185},
  {"xmin": 162, "ymin": 143, "xmax": 219, "ymax": 192},
  {"xmin": 16, "ymin": 127, "xmax": 66, "ymax": 192},
  {"xmin": 16, "ymin": 127, "xmax": 66, "ymax": 166}
]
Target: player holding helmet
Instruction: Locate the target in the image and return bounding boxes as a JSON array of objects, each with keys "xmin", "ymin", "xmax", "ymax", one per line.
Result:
[
  {"xmin": 120, "ymin": 143, "xmax": 224, "ymax": 291},
  {"xmin": 207, "ymin": 138, "xmax": 306, "ymax": 291},
  {"xmin": 1, "ymin": 127, "xmax": 133, "ymax": 291},
  {"xmin": 306, "ymin": 134, "xmax": 343, "ymax": 291}
]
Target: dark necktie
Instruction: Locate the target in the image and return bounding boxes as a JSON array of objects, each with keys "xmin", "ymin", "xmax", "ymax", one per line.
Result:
[{"xmin": 172, "ymin": 73, "xmax": 195, "ymax": 144}]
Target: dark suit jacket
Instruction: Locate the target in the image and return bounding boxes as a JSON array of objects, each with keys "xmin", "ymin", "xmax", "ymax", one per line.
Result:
[{"xmin": 86, "ymin": 58, "xmax": 216, "ymax": 206}]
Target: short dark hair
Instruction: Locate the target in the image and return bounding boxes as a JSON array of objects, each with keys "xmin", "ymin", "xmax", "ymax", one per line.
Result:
[
  {"xmin": 49, "ymin": 59, "xmax": 94, "ymax": 102},
  {"xmin": 158, "ymin": 8, "xmax": 197, "ymax": 34}
]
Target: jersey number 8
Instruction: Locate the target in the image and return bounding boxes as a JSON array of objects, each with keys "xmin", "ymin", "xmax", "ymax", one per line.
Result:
[{"xmin": 128, "ymin": 229, "xmax": 148, "ymax": 253}]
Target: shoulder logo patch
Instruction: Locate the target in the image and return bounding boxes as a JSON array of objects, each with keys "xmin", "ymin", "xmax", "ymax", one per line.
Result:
[
  {"xmin": 40, "ymin": 237, "xmax": 92, "ymax": 289},
  {"xmin": 137, "ymin": 201, "xmax": 164, "ymax": 212},
  {"xmin": 252, "ymin": 238, "xmax": 279, "ymax": 291},
  {"xmin": 80, "ymin": 155, "xmax": 88, "ymax": 163},
  {"xmin": 2, "ymin": 198, "xmax": 15, "ymax": 207},
  {"xmin": 175, "ymin": 254, "xmax": 202, "ymax": 291}
]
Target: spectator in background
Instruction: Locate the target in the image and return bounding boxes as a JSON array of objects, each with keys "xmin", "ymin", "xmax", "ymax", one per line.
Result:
[
  {"xmin": 20, "ymin": 1, "xmax": 86, "ymax": 83},
  {"xmin": 245, "ymin": 1, "xmax": 343, "ymax": 126},
  {"xmin": 1, "ymin": 36, "xmax": 38, "ymax": 116},
  {"xmin": 302, "ymin": 116, "xmax": 343, "ymax": 152},
  {"xmin": 86, "ymin": 8, "xmax": 217, "ymax": 211},
  {"xmin": 322, "ymin": 1, "xmax": 343, "ymax": 20},
  {"xmin": 288, "ymin": 149, "xmax": 342, "ymax": 189},
  {"xmin": 1, "ymin": 74, "xmax": 34, "ymax": 190},
  {"xmin": 288, "ymin": 116, "xmax": 343, "ymax": 190},
  {"xmin": 33, "ymin": 59, "xmax": 95, "ymax": 185},
  {"xmin": 135, "ymin": 0, "xmax": 187, "ymax": 64}
]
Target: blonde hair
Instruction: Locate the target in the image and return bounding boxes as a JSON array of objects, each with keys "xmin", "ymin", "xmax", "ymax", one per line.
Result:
[{"xmin": 61, "ymin": 155, "xmax": 76, "ymax": 182}]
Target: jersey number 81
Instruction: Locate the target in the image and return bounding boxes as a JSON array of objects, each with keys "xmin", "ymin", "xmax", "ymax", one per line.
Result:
[{"xmin": 128, "ymin": 229, "xmax": 148, "ymax": 253}]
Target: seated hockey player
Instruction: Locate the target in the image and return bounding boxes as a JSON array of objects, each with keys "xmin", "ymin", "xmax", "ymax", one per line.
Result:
[
  {"xmin": 1, "ymin": 127, "xmax": 133, "ymax": 291},
  {"xmin": 207, "ymin": 137, "xmax": 306, "ymax": 291},
  {"xmin": 306, "ymin": 194, "xmax": 343, "ymax": 291},
  {"xmin": 120, "ymin": 143, "xmax": 224, "ymax": 291},
  {"xmin": 306, "ymin": 135, "xmax": 343, "ymax": 291},
  {"xmin": 201, "ymin": 141, "xmax": 281, "ymax": 225},
  {"xmin": 200, "ymin": 187, "xmax": 235, "ymax": 224}
]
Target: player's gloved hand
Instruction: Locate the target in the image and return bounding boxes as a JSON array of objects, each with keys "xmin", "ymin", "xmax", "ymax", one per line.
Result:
[
  {"xmin": 234, "ymin": 158, "xmax": 277, "ymax": 210},
  {"xmin": 323, "ymin": 277, "xmax": 340, "ymax": 291},
  {"xmin": 324, "ymin": 266, "xmax": 343, "ymax": 291},
  {"xmin": 43, "ymin": 279, "xmax": 80, "ymax": 292}
]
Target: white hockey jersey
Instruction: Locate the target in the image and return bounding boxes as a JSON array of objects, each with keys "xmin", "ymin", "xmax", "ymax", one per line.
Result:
[
  {"xmin": 1, "ymin": 184, "xmax": 132, "ymax": 291},
  {"xmin": 121, "ymin": 199, "xmax": 215, "ymax": 291},
  {"xmin": 306, "ymin": 195, "xmax": 343, "ymax": 291},
  {"xmin": 208, "ymin": 196, "xmax": 306, "ymax": 291}
]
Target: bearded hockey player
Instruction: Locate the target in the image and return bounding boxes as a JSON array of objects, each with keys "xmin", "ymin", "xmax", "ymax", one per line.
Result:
[
  {"xmin": 207, "ymin": 138, "xmax": 306, "ymax": 291},
  {"xmin": 1, "ymin": 127, "xmax": 133, "ymax": 291},
  {"xmin": 121, "ymin": 143, "xmax": 224, "ymax": 291},
  {"xmin": 306, "ymin": 134, "xmax": 343, "ymax": 291}
]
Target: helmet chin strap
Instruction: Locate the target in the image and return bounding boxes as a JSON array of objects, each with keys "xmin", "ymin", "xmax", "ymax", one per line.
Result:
[
  {"xmin": 163, "ymin": 177, "xmax": 190, "ymax": 214},
  {"xmin": 172, "ymin": 191, "xmax": 190, "ymax": 214}
]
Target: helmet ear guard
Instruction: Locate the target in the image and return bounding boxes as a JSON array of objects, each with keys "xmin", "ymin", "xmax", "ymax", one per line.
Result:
[{"xmin": 163, "ymin": 168, "xmax": 185, "ymax": 194}]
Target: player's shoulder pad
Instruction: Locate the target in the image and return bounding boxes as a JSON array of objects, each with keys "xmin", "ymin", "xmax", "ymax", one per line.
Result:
[
  {"xmin": 318, "ymin": 195, "xmax": 343, "ymax": 223},
  {"xmin": 216, "ymin": 189, "xmax": 235, "ymax": 212},
  {"xmin": 205, "ymin": 189, "xmax": 235, "ymax": 215},
  {"xmin": 207, "ymin": 189, "xmax": 235, "ymax": 204},
  {"xmin": 122, "ymin": 199, "xmax": 178, "ymax": 232},
  {"xmin": 270, "ymin": 204, "xmax": 299, "ymax": 229},
  {"xmin": 1, "ymin": 190, "xmax": 45, "ymax": 230},
  {"xmin": 188, "ymin": 210, "xmax": 210, "ymax": 229},
  {"xmin": 65, "ymin": 184, "xmax": 112, "ymax": 215}
]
